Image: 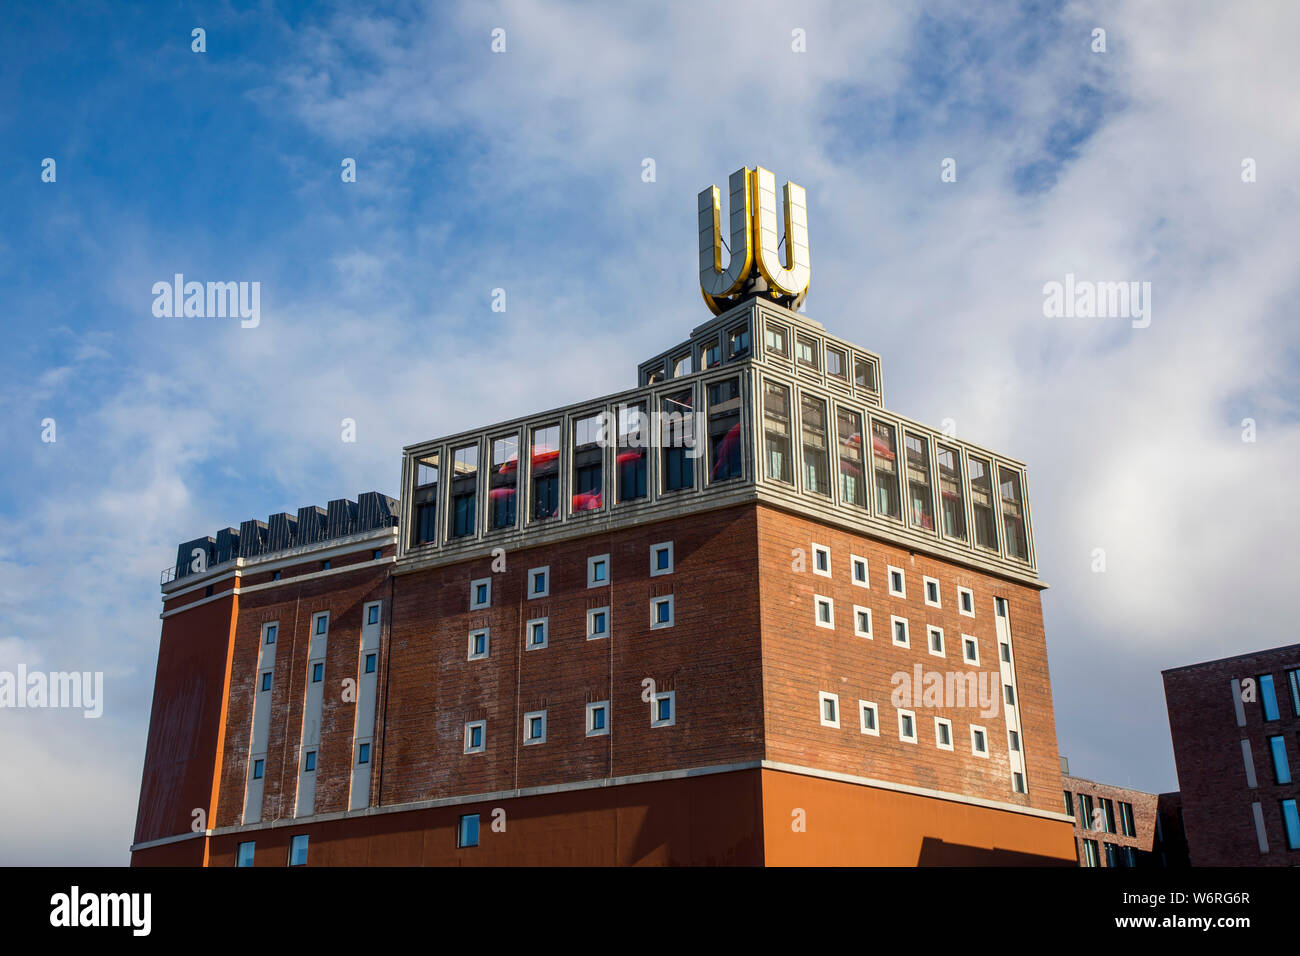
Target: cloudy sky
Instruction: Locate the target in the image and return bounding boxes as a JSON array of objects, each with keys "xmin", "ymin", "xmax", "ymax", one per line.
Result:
[{"xmin": 2, "ymin": 0, "xmax": 1296, "ymax": 864}]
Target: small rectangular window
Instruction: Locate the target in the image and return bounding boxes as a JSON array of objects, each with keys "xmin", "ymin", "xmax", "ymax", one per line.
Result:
[
  {"xmin": 1269, "ymin": 735, "xmax": 1292, "ymax": 784},
  {"xmin": 1120, "ymin": 802, "xmax": 1136, "ymax": 838},
  {"xmin": 468, "ymin": 629, "xmax": 489, "ymax": 660},
  {"xmin": 898, "ymin": 710, "xmax": 917, "ymax": 743},
  {"xmin": 764, "ymin": 323, "xmax": 790, "ymax": 359},
  {"xmin": 529, "ymin": 566, "xmax": 549, "ymax": 598},
  {"xmin": 312, "ymin": 662, "xmax": 324, "ymax": 683},
  {"xmin": 367, "ymin": 604, "xmax": 380, "ymax": 625},
  {"xmin": 935, "ymin": 717, "xmax": 953, "ymax": 750},
  {"xmin": 871, "ymin": 420, "xmax": 901, "ymax": 518},
  {"xmin": 458, "ymin": 813, "xmax": 480, "ymax": 848},
  {"xmin": 1082, "ymin": 839, "xmax": 1099, "ymax": 867},
  {"xmin": 1261, "ymin": 674, "xmax": 1280, "ymax": 721},
  {"xmin": 891, "ymin": 616, "xmax": 909, "ymax": 647},
  {"xmin": 703, "ymin": 337, "xmax": 722, "ymax": 369},
  {"xmin": 358, "ymin": 742, "xmax": 370, "ymax": 764},
  {"xmin": 412, "ymin": 451, "xmax": 440, "ymax": 546},
  {"xmin": 1288, "ymin": 668, "xmax": 1300, "ymax": 718},
  {"xmin": 524, "ymin": 710, "xmax": 547, "ymax": 745},
  {"xmin": 587, "ymin": 555, "xmax": 609, "ymax": 587},
  {"xmin": 859, "ymin": 701, "xmax": 879, "ymax": 735},
  {"xmin": 321, "ymin": 560, "xmax": 331, "ymax": 571},
  {"xmin": 464, "ymin": 721, "xmax": 486, "ymax": 753},
  {"xmin": 851, "ymin": 555, "xmax": 868, "ymax": 586},
  {"xmin": 854, "ymin": 357, "xmax": 876, "ymax": 392},
  {"xmin": 252, "ymin": 758, "xmax": 264, "ymax": 780},
  {"xmin": 470, "ymin": 577, "xmax": 491, "ymax": 610},
  {"xmin": 304, "ymin": 751, "xmax": 316, "ymax": 772},
  {"xmin": 586, "ymin": 701, "xmax": 610, "ymax": 736},
  {"xmin": 937, "ymin": 444, "xmax": 967, "ymax": 541},
  {"xmin": 260, "ymin": 672, "xmax": 272, "ymax": 692},
  {"xmin": 958, "ymin": 587, "xmax": 975, "ymax": 617},
  {"xmin": 969, "ymin": 456, "xmax": 998, "ymax": 551},
  {"xmin": 812, "ymin": 543, "xmax": 831, "ymax": 577},
  {"xmin": 853, "ymin": 606, "xmax": 872, "ymax": 639},
  {"xmin": 887, "ymin": 566, "xmax": 905, "ymax": 597},
  {"xmin": 273, "ymin": 570, "xmax": 282, "ymax": 581},
  {"xmin": 962, "ymin": 636, "xmax": 979, "ymax": 665},
  {"xmin": 373, "ymin": 549, "xmax": 382, "ymax": 560},
  {"xmin": 315, "ymin": 614, "xmax": 328, "ymax": 635},
  {"xmin": 1064, "ymin": 791, "xmax": 1075, "ymax": 817},
  {"xmin": 265, "ymin": 624, "xmax": 278, "ymax": 644},
  {"xmin": 923, "ymin": 576, "xmax": 940, "ymax": 607},
  {"xmin": 928, "ymin": 626, "xmax": 944, "ymax": 657},
  {"xmin": 1004, "ymin": 684, "xmax": 1015, "ymax": 705},
  {"xmin": 971, "ymin": 726, "xmax": 988, "ymax": 756},
  {"xmin": 650, "ymin": 541, "xmax": 673, "ymax": 575},
  {"xmin": 651, "ymin": 691, "xmax": 676, "ymax": 727},
  {"xmin": 236, "ymin": 841, "xmax": 255, "ymax": 867},
  {"xmin": 531, "ymin": 425, "xmax": 561, "ymax": 521},
  {"xmin": 1009, "ymin": 730, "xmax": 1020, "ymax": 752},
  {"xmin": 1013, "ymin": 772, "xmax": 1026, "ymax": 794},
  {"xmin": 673, "ymin": 353, "xmax": 692, "ymax": 377},
  {"xmin": 998, "ymin": 466, "xmax": 1029, "ymax": 559},
  {"xmin": 795, "ymin": 334, "xmax": 818, "ymax": 369},
  {"xmin": 587, "ymin": 607, "xmax": 609, "ymax": 640},
  {"xmin": 819, "ymin": 692, "xmax": 839, "ymax": 728},
  {"xmin": 826, "ymin": 347, "xmax": 848, "ymax": 381},
  {"xmin": 651, "ymin": 595, "xmax": 674, "ymax": 629},
  {"xmin": 1282, "ymin": 799, "xmax": 1300, "ymax": 850},
  {"xmin": 1000, "ymin": 642, "xmax": 1011, "ymax": 663},
  {"xmin": 289, "ymin": 834, "xmax": 309, "ymax": 866},
  {"xmin": 728, "ymin": 324, "xmax": 750, "ymax": 359},
  {"xmin": 527, "ymin": 618, "xmax": 549, "ymax": 649},
  {"xmin": 815, "ymin": 595, "xmax": 834, "ymax": 630}
]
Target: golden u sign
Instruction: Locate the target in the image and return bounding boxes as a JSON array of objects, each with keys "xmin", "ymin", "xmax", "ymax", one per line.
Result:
[{"xmin": 698, "ymin": 166, "xmax": 810, "ymax": 316}]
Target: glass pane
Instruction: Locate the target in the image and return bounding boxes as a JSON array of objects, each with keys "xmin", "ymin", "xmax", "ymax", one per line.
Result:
[
  {"xmin": 616, "ymin": 403, "xmax": 648, "ymax": 502},
  {"xmin": 763, "ymin": 382, "xmax": 793, "ymax": 483},
  {"xmin": 531, "ymin": 425, "xmax": 560, "ymax": 520},
  {"xmin": 572, "ymin": 413, "xmax": 604, "ymax": 513},
  {"xmin": 795, "ymin": 335, "xmax": 818, "ymax": 369},
  {"xmin": 904, "ymin": 432, "xmax": 935, "ymax": 531},
  {"xmin": 937, "ymin": 443, "xmax": 967, "ymax": 540},
  {"xmin": 854, "ymin": 357, "xmax": 876, "ymax": 391},
  {"xmin": 998, "ymin": 466, "xmax": 1028, "ymax": 559},
  {"xmin": 837, "ymin": 407, "xmax": 865, "ymax": 507},
  {"xmin": 764, "ymin": 323, "xmax": 789, "ymax": 358},
  {"xmin": 450, "ymin": 444, "xmax": 478, "ymax": 538},
  {"xmin": 970, "ymin": 456, "xmax": 998, "ymax": 550},
  {"xmin": 728, "ymin": 324, "xmax": 750, "ymax": 359},
  {"xmin": 489, "ymin": 436, "xmax": 518, "ymax": 529},
  {"xmin": 800, "ymin": 394, "xmax": 830, "ymax": 496},
  {"xmin": 661, "ymin": 389, "xmax": 695, "ymax": 491},
  {"xmin": 707, "ymin": 378, "xmax": 743, "ymax": 482},
  {"xmin": 870, "ymin": 419, "xmax": 901, "ymax": 518}
]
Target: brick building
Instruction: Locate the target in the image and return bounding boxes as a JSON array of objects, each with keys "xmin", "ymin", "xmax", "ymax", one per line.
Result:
[
  {"xmin": 1060, "ymin": 760, "xmax": 1186, "ymax": 867},
  {"xmin": 131, "ymin": 170, "xmax": 1077, "ymax": 865},
  {"xmin": 1163, "ymin": 644, "xmax": 1300, "ymax": 866}
]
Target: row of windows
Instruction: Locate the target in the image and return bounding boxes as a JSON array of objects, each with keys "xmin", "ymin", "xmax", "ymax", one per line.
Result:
[
  {"xmin": 761, "ymin": 378, "xmax": 1030, "ymax": 561},
  {"xmin": 250, "ymin": 739, "xmax": 373, "ymax": 784},
  {"xmin": 462, "ymin": 694, "xmax": 675, "ymax": 753},
  {"xmin": 468, "ymin": 595, "xmax": 671, "ymax": 658},
  {"xmin": 467, "ymin": 543, "xmax": 674, "ymax": 611},
  {"xmin": 1065, "ymin": 791, "xmax": 1138, "ymax": 837},
  {"xmin": 816, "ymin": 691, "xmax": 1022, "ymax": 791},
  {"xmin": 1079, "ymin": 839, "xmax": 1138, "ymax": 868},
  {"xmin": 810, "ymin": 546, "xmax": 981, "ymax": 615},
  {"xmin": 236, "ymin": 834, "xmax": 309, "ymax": 867},
  {"xmin": 812, "ymin": 595, "xmax": 1011, "ymax": 667}
]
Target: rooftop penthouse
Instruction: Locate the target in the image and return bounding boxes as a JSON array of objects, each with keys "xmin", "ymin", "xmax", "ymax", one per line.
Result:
[{"xmin": 397, "ymin": 297, "xmax": 1038, "ymax": 586}]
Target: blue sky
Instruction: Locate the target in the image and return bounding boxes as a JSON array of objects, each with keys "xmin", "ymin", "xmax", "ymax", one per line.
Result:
[{"xmin": 2, "ymin": 0, "xmax": 1298, "ymax": 864}]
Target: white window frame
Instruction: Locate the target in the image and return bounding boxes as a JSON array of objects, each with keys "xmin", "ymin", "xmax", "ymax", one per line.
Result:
[
  {"xmin": 313, "ymin": 611, "xmax": 330, "ymax": 635},
  {"xmin": 923, "ymin": 576, "xmax": 941, "ymax": 608},
  {"xmin": 650, "ymin": 595, "xmax": 675, "ymax": 629},
  {"xmin": 651, "ymin": 691, "xmax": 676, "ymax": 727},
  {"xmin": 887, "ymin": 565, "xmax": 906, "ymax": 598},
  {"xmin": 819, "ymin": 691, "xmax": 840, "ymax": 728},
  {"xmin": 586, "ymin": 700, "xmax": 610, "ymax": 737},
  {"xmin": 586, "ymin": 606, "xmax": 610, "ymax": 640},
  {"xmin": 961, "ymin": 634, "xmax": 980, "ymax": 665},
  {"xmin": 891, "ymin": 615, "xmax": 910, "ymax": 647},
  {"xmin": 523, "ymin": 709, "xmax": 547, "ymax": 745},
  {"xmin": 971, "ymin": 724, "xmax": 989, "ymax": 757},
  {"xmin": 263, "ymin": 621, "xmax": 278, "ymax": 645},
  {"xmin": 587, "ymin": 554, "xmax": 610, "ymax": 588},
  {"xmin": 814, "ymin": 594, "xmax": 835, "ymax": 630},
  {"xmin": 811, "ymin": 542, "xmax": 832, "ymax": 578},
  {"xmin": 464, "ymin": 720, "xmax": 486, "ymax": 754},
  {"xmin": 958, "ymin": 586, "xmax": 975, "ymax": 618},
  {"xmin": 927, "ymin": 625, "xmax": 945, "ymax": 658},
  {"xmin": 650, "ymin": 541, "xmax": 674, "ymax": 576},
  {"xmin": 859, "ymin": 700, "xmax": 879, "ymax": 736},
  {"xmin": 853, "ymin": 605, "xmax": 872, "ymax": 639},
  {"xmin": 468, "ymin": 627, "xmax": 490, "ymax": 661},
  {"xmin": 470, "ymin": 577, "xmax": 492, "ymax": 610},
  {"xmin": 935, "ymin": 716, "xmax": 954, "ymax": 751},
  {"xmin": 850, "ymin": 554, "xmax": 869, "ymax": 588},
  {"xmin": 528, "ymin": 566, "xmax": 550, "ymax": 599},
  {"xmin": 526, "ymin": 617, "xmax": 549, "ymax": 650},
  {"xmin": 365, "ymin": 601, "xmax": 382, "ymax": 626},
  {"xmin": 898, "ymin": 708, "xmax": 917, "ymax": 743}
]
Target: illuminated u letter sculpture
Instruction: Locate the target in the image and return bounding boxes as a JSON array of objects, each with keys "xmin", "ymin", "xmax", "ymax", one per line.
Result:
[{"xmin": 698, "ymin": 166, "xmax": 810, "ymax": 316}]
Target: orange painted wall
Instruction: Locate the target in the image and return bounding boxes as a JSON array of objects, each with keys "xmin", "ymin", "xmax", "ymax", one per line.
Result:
[{"xmin": 761, "ymin": 769, "xmax": 1076, "ymax": 866}]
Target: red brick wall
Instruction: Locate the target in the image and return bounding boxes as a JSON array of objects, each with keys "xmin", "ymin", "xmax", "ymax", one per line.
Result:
[
  {"xmin": 1163, "ymin": 645, "xmax": 1300, "ymax": 866},
  {"xmin": 1060, "ymin": 774, "xmax": 1160, "ymax": 866},
  {"xmin": 754, "ymin": 505, "xmax": 1065, "ymax": 816}
]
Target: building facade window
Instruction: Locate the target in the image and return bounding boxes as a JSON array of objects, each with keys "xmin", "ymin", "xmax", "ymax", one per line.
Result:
[
  {"xmin": 468, "ymin": 628, "xmax": 489, "ymax": 660},
  {"xmin": 651, "ymin": 595, "xmax": 674, "ymax": 629},
  {"xmin": 812, "ymin": 543, "xmax": 831, "ymax": 577},
  {"xmin": 587, "ymin": 554, "xmax": 609, "ymax": 587},
  {"xmin": 928, "ymin": 626, "xmax": 945, "ymax": 657},
  {"xmin": 661, "ymin": 388, "xmax": 695, "ymax": 492},
  {"xmin": 764, "ymin": 322, "xmax": 789, "ymax": 359},
  {"xmin": 728, "ymin": 324, "xmax": 750, "ymax": 359},
  {"xmin": 815, "ymin": 595, "xmax": 835, "ymax": 629},
  {"xmin": 289, "ymin": 834, "xmax": 309, "ymax": 866},
  {"xmin": 936, "ymin": 443, "xmax": 967, "ymax": 541},
  {"xmin": 800, "ymin": 394, "xmax": 831, "ymax": 496},
  {"xmin": 358, "ymin": 742, "xmax": 370, "ymax": 764},
  {"xmin": 531, "ymin": 425, "xmax": 561, "ymax": 521},
  {"xmin": 586, "ymin": 701, "xmax": 609, "ymax": 736},
  {"xmin": 888, "ymin": 566, "xmax": 905, "ymax": 597},
  {"xmin": 854, "ymin": 357, "xmax": 876, "ymax": 392},
  {"xmin": 935, "ymin": 717, "xmax": 953, "ymax": 750},
  {"xmin": 470, "ymin": 577, "xmax": 491, "ymax": 610},
  {"xmin": 413, "ymin": 451, "xmax": 439, "ymax": 546},
  {"xmin": 962, "ymin": 636, "xmax": 979, "ymax": 665},
  {"xmin": 998, "ymin": 466, "xmax": 1029, "ymax": 559},
  {"xmin": 587, "ymin": 607, "xmax": 609, "ymax": 640},
  {"xmin": 529, "ymin": 566, "xmax": 549, "ymax": 598},
  {"xmin": 819, "ymin": 692, "xmax": 839, "ymax": 728},
  {"xmin": 489, "ymin": 434, "xmax": 518, "ymax": 529},
  {"xmin": 795, "ymin": 334, "xmax": 818, "ymax": 369},
  {"xmin": 837, "ymin": 407, "xmax": 866, "ymax": 507},
  {"xmin": 851, "ymin": 555, "xmax": 868, "ymax": 586},
  {"xmin": 891, "ymin": 616, "xmax": 909, "ymax": 647},
  {"xmin": 1261, "ymin": 673, "xmax": 1281, "ymax": 721},
  {"xmin": 859, "ymin": 701, "xmax": 879, "ymax": 735},
  {"xmin": 826, "ymin": 346, "xmax": 848, "ymax": 382},
  {"xmin": 969, "ymin": 455, "xmax": 998, "ymax": 551},
  {"xmin": 617, "ymin": 402, "xmax": 648, "ymax": 502},
  {"xmin": 1120, "ymin": 802, "xmax": 1136, "ymax": 837},
  {"xmin": 924, "ymin": 576, "xmax": 940, "ymax": 607},
  {"xmin": 707, "ymin": 378, "xmax": 743, "ymax": 483},
  {"xmin": 762, "ymin": 381, "xmax": 794, "ymax": 484},
  {"xmin": 871, "ymin": 419, "xmax": 901, "ymax": 518},
  {"xmin": 450, "ymin": 443, "xmax": 479, "ymax": 538},
  {"xmin": 236, "ymin": 841, "xmax": 255, "ymax": 867},
  {"xmin": 898, "ymin": 710, "xmax": 917, "ymax": 743},
  {"xmin": 1081, "ymin": 839, "xmax": 1099, "ymax": 867},
  {"xmin": 524, "ymin": 710, "xmax": 547, "ymax": 745},
  {"xmin": 971, "ymin": 726, "xmax": 988, "ymax": 756},
  {"xmin": 572, "ymin": 413, "xmax": 604, "ymax": 512},
  {"xmin": 650, "ymin": 541, "xmax": 673, "ymax": 575},
  {"xmin": 958, "ymin": 586, "xmax": 975, "ymax": 617},
  {"xmin": 527, "ymin": 618, "xmax": 549, "ymax": 649},
  {"xmin": 458, "ymin": 813, "xmax": 480, "ymax": 848},
  {"xmin": 853, "ymin": 606, "xmax": 872, "ymax": 638},
  {"xmin": 1269, "ymin": 735, "xmax": 1292, "ymax": 784},
  {"xmin": 464, "ymin": 721, "xmax": 486, "ymax": 754},
  {"xmin": 1282, "ymin": 799, "xmax": 1300, "ymax": 850},
  {"xmin": 904, "ymin": 431, "xmax": 935, "ymax": 531},
  {"xmin": 651, "ymin": 691, "xmax": 676, "ymax": 727}
]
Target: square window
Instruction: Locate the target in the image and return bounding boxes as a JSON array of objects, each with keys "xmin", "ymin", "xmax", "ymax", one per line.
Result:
[
  {"xmin": 315, "ymin": 614, "xmax": 329, "ymax": 635},
  {"xmin": 958, "ymin": 587, "xmax": 975, "ymax": 617},
  {"xmin": 272, "ymin": 571, "xmax": 282, "ymax": 582},
  {"xmin": 853, "ymin": 606, "xmax": 872, "ymax": 639},
  {"xmin": 527, "ymin": 618, "xmax": 549, "ymax": 649},
  {"xmin": 765, "ymin": 322, "xmax": 790, "ymax": 359},
  {"xmin": 252, "ymin": 758, "xmax": 264, "ymax": 780},
  {"xmin": 304, "ymin": 750, "xmax": 316, "ymax": 772},
  {"xmin": 458, "ymin": 813, "xmax": 480, "ymax": 848},
  {"xmin": 651, "ymin": 595, "xmax": 674, "ymax": 629},
  {"xmin": 468, "ymin": 628, "xmax": 490, "ymax": 660},
  {"xmin": 529, "ymin": 567, "xmax": 550, "ymax": 598},
  {"xmin": 795, "ymin": 334, "xmax": 818, "ymax": 369},
  {"xmin": 264, "ymin": 623, "xmax": 277, "ymax": 645},
  {"xmin": 898, "ymin": 710, "xmax": 917, "ymax": 743},
  {"xmin": 524, "ymin": 710, "xmax": 547, "ymax": 745},
  {"xmin": 367, "ymin": 604, "xmax": 380, "ymax": 625},
  {"xmin": 815, "ymin": 595, "xmax": 835, "ymax": 630},
  {"xmin": 650, "ymin": 541, "xmax": 674, "ymax": 576},
  {"xmin": 891, "ymin": 615, "xmax": 909, "ymax": 647},
  {"xmin": 887, "ymin": 566, "xmax": 905, "ymax": 598},
  {"xmin": 289, "ymin": 834, "xmax": 309, "ymax": 866},
  {"xmin": 464, "ymin": 721, "xmax": 486, "ymax": 753},
  {"xmin": 470, "ymin": 577, "xmax": 491, "ymax": 610},
  {"xmin": 586, "ymin": 701, "xmax": 610, "ymax": 737},
  {"xmin": 928, "ymin": 626, "xmax": 945, "ymax": 657},
  {"xmin": 962, "ymin": 636, "xmax": 979, "ymax": 665},
  {"xmin": 321, "ymin": 560, "xmax": 331, "ymax": 571},
  {"xmin": 924, "ymin": 577, "xmax": 940, "ymax": 608},
  {"xmin": 935, "ymin": 717, "xmax": 953, "ymax": 750},
  {"xmin": 850, "ymin": 555, "xmax": 869, "ymax": 587},
  {"xmin": 587, "ymin": 555, "xmax": 610, "ymax": 588},
  {"xmin": 260, "ymin": 671, "xmax": 272, "ymax": 692},
  {"xmin": 364, "ymin": 652, "xmax": 377, "ymax": 674},
  {"xmin": 236, "ymin": 841, "xmax": 255, "ymax": 867},
  {"xmin": 819, "ymin": 691, "xmax": 840, "ymax": 728},
  {"xmin": 358, "ymin": 742, "xmax": 370, "ymax": 764},
  {"xmin": 587, "ymin": 607, "xmax": 609, "ymax": 640},
  {"xmin": 312, "ymin": 662, "xmax": 324, "ymax": 683},
  {"xmin": 651, "ymin": 691, "xmax": 676, "ymax": 727},
  {"xmin": 812, "ymin": 543, "xmax": 831, "ymax": 577},
  {"xmin": 859, "ymin": 701, "xmax": 879, "ymax": 735},
  {"xmin": 971, "ymin": 725, "xmax": 989, "ymax": 756},
  {"xmin": 372, "ymin": 549, "xmax": 382, "ymax": 560},
  {"xmin": 826, "ymin": 346, "xmax": 848, "ymax": 381}
]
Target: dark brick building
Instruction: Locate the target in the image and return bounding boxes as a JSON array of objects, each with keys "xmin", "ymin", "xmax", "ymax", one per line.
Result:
[
  {"xmin": 1163, "ymin": 644, "xmax": 1300, "ymax": 866},
  {"xmin": 1060, "ymin": 762, "xmax": 1186, "ymax": 867}
]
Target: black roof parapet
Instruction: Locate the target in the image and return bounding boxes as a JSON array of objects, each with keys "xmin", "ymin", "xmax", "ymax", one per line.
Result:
[
  {"xmin": 297, "ymin": 506, "xmax": 328, "ymax": 545},
  {"xmin": 327, "ymin": 498, "xmax": 357, "ymax": 538},
  {"xmin": 238, "ymin": 520, "xmax": 268, "ymax": 559}
]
